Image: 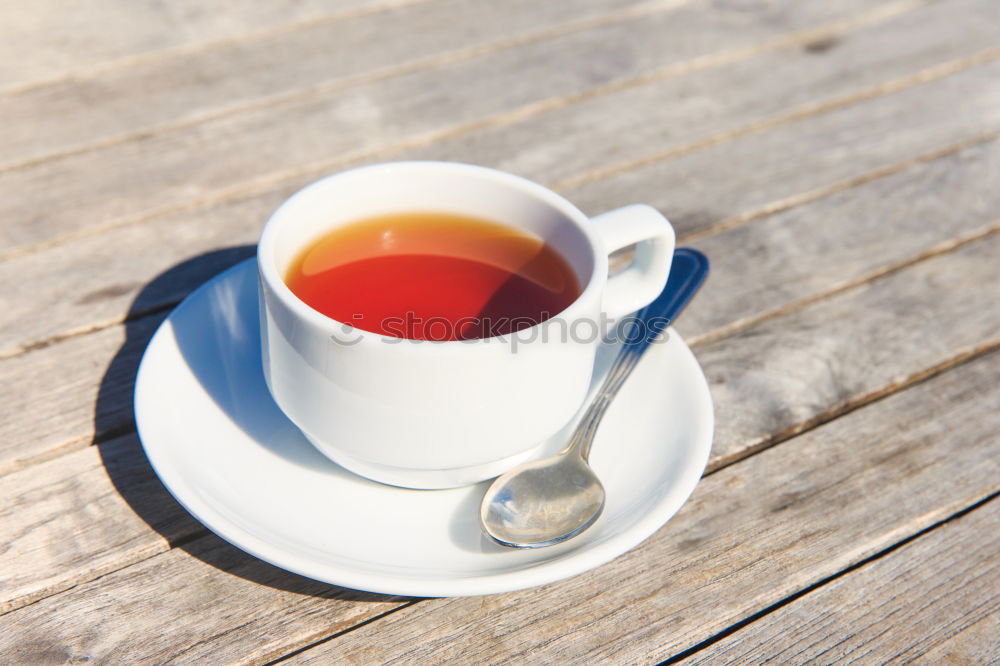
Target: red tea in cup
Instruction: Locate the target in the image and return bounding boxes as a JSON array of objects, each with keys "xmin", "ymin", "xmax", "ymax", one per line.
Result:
[{"xmin": 284, "ymin": 212, "xmax": 581, "ymax": 340}]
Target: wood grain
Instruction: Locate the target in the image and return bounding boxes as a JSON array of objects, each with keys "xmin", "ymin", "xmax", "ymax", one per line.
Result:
[
  {"xmin": 681, "ymin": 138, "xmax": 1000, "ymax": 344},
  {"xmin": 3, "ymin": 231, "xmax": 998, "ymax": 623},
  {"xmin": 1, "ymin": 530, "xmax": 411, "ymax": 665},
  {"xmin": 701, "ymin": 233, "xmax": 1000, "ymax": 470},
  {"xmin": 1, "ymin": 0, "xmax": 997, "ymax": 661},
  {"xmin": 916, "ymin": 613, "xmax": 1000, "ymax": 665},
  {"xmin": 564, "ymin": 57, "xmax": 1000, "ymax": 237},
  {"xmin": 677, "ymin": 500, "xmax": 1000, "ymax": 665},
  {"xmin": 0, "ymin": 434, "xmax": 202, "ymax": 614},
  {"xmin": 418, "ymin": 0, "xmax": 1000, "ymax": 204},
  {"xmin": 3, "ymin": 121, "xmax": 998, "ymax": 477},
  {"xmin": 0, "ymin": 0, "xmax": 910, "ymax": 256},
  {"xmin": 0, "ymin": 312, "xmax": 165, "ymax": 475},
  {"xmin": 0, "ymin": 0, "xmax": 671, "ymax": 171},
  {"xmin": 272, "ymin": 352, "xmax": 1000, "ymax": 662},
  {"xmin": 2, "ymin": 346, "xmax": 997, "ymax": 663},
  {"xmin": 4, "ymin": 0, "xmax": 999, "ymax": 356},
  {"xmin": 0, "ymin": 0, "xmax": 397, "ymax": 90}
]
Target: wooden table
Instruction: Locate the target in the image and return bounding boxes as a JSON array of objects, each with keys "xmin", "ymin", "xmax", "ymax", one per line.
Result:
[{"xmin": 2, "ymin": 0, "xmax": 998, "ymax": 662}]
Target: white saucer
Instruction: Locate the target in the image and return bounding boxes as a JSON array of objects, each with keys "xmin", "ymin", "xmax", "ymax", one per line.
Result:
[{"xmin": 134, "ymin": 259, "xmax": 714, "ymax": 597}]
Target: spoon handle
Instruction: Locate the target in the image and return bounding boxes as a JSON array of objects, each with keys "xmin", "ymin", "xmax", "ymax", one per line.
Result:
[{"xmin": 569, "ymin": 248, "xmax": 710, "ymax": 461}]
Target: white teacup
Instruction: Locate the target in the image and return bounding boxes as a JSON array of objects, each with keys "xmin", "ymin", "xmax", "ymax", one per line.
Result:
[{"xmin": 257, "ymin": 162, "xmax": 674, "ymax": 489}]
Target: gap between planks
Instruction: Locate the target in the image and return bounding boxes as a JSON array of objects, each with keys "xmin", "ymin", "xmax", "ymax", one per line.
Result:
[
  {"xmin": 552, "ymin": 45, "xmax": 1000, "ymax": 191},
  {"xmin": 1, "ymin": 130, "xmax": 995, "ymax": 365},
  {"xmin": 231, "ymin": 348, "xmax": 1000, "ymax": 663},
  {"xmin": 0, "ymin": 0, "xmax": 695, "ymax": 177},
  {"xmin": 0, "ymin": 127, "xmax": 1000, "ymax": 482},
  {"xmin": 660, "ymin": 490, "xmax": 1000, "ymax": 665},
  {"xmin": 681, "ymin": 130, "xmax": 1000, "ymax": 244},
  {"xmin": 1, "ymin": 1, "xmax": 996, "ymax": 647},
  {"xmin": 687, "ymin": 220, "xmax": 1000, "ymax": 349},
  {"xmin": 2, "ymin": 228, "xmax": 997, "ymax": 617},
  {"xmin": 0, "ymin": 0, "xmax": 933, "ymax": 263},
  {"xmin": 261, "ymin": 601, "xmax": 422, "ymax": 666},
  {"xmin": 0, "ymin": 264, "xmax": 1000, "ymax": 612},
  {"xmin": 3, "ymin": 330, "xmax": 997, "ymax": 625},
  {"xmin": 705, "ymin": 335, "xmax": 1000, "ymax": 474},
  {"xmin": 0, "ymin": 140, "xmax": 996, "ymax": 480}
]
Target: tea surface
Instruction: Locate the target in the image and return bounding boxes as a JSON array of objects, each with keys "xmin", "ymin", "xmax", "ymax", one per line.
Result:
[{"xmin": 285, "ymin": 212, "xmax": 581, "ymax": 340}]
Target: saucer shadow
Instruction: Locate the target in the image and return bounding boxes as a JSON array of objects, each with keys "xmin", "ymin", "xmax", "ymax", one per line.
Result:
[{"xmin": 96, "ymin": 246, "xmax": 409, "ymax": 603}]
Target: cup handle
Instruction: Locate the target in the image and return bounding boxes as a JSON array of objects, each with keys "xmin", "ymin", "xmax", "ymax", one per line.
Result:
[{"xmin": 590, "ymin": 204, "xmax": 675, "ymax": 320}]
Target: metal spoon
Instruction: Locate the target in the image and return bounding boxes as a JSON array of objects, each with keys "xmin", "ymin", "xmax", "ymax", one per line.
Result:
[{"xmin": 480, "ymin": 248, "xmax": 710, "ymax": 548}]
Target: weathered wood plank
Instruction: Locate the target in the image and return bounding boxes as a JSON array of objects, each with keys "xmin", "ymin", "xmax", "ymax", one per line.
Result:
[
  {"xmin": 282, "ymin": 351, "xmax": 1000, "ymax": 664},
  {"xmin": 677, "ymin": 500, "xmax": 1000, "ymax": 665},
  {"xmin": 2, "ymin": 118, "xmax": 997, "ymax": 478},
  {"xmin": 0, "ymin": 0, "xmax": 394, "ymax": 90},
  {"xmin": 3, "ymin": 231, "xmax": 998, "ymax": 627},
  {"xmin": 916, "ymin": 613, "xmax": 1000, "ymax": 665},
  {"xmin": 5, "ymin": 342, "xmax": 991, "ymax": 663},
  {"xmin": 564, "ymin": 65, "xmax": 1000, "ymax": 236},
  {"xmin": 683, "ymin": 138, "xmax": 1000, "ymax": 343},
  {"xmin": 0, "ymin": 0, "xmax": 668, "ymax": 170},
  {"xmin": 1, "ymin": 530, "xmax": 411, "ymax": 664},
  {"xmin": 0, "ymin": 311, "xmax": 165, "ymax": 475},
  {"xmin": 416, "ymin": 0, "xmax": 1000, "ymax": 202},
  {"xmin": 703, "ymin": 232, "xmax": 1000, "ymax": 469},
  {"xmin": 2, "ymin": 0, "xmax": 997, "ymax": 356},
  {"xmin": 1, "ymin": 0, "xmax": 994, "ymax": 662},
  {"xmin": 0, "ymin": 0, "xmax": 912, "ymax": 255},
  {"xmin": 0, "ymin": 434, "xmax": 203, "ymax": 614}
]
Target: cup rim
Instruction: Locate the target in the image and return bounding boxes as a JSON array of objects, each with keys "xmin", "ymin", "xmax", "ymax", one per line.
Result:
[{"xmin": 257, "ymin": 160, "xmax": 607, "ymax": 345}]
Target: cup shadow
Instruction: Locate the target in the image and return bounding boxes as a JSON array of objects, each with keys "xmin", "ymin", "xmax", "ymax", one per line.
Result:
[{"xmin": 95, "ymin": 246, "xmax": 407, "ymax": 603}]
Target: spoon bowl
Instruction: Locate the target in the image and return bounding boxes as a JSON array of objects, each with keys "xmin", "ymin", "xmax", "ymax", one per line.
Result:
[{"xmin": 479, "ymin": 452, "xmax": 605, "ymax": 548}]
